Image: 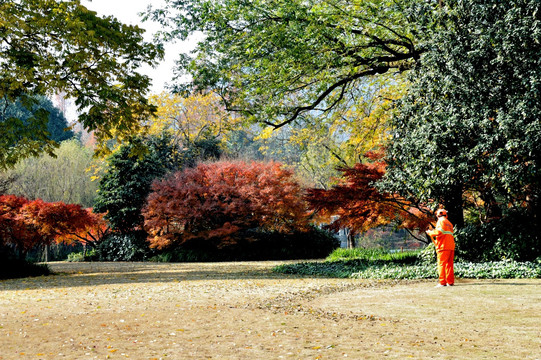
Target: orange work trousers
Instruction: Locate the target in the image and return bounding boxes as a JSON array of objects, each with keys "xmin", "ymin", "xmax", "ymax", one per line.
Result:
[{"xmin": 436, "ymin": 250, "xmax": 455, "ymax": 286}]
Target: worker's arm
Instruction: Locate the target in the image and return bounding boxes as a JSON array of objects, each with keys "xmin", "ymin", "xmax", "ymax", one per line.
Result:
[{"xmin": 426, "ymin": 219, "xmax": 443, "ymax": 238}]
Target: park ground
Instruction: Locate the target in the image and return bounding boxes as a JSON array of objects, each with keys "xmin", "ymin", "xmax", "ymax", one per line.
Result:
[{"xmin": 0, "ymin": 261, "xmax": 540, "ymax": 360}]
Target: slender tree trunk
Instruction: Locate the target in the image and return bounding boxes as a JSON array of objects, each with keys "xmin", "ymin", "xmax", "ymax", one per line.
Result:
[
  {"xmin": 346, "ymin": 229, "xmax": 356, "ymax": 249},
  {"xmin": 19, "ymin": 248, "xmax": 26, "ymax": 261},
  {"xmin": 43, "ymin": 244, "xmax": 49, "ymax": 263},
  {"xmin": 481, "ymin": 191, "xmax": 502, "ymax": 221}
]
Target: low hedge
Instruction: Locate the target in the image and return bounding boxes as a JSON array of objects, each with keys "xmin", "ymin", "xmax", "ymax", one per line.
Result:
[
  {"xmin": 0, "ymin": 259, "xmax": 50, "ymax": 280},
  {"xmin": 326, "ymin": 247, "xmax": 420, "ymax": 263}
]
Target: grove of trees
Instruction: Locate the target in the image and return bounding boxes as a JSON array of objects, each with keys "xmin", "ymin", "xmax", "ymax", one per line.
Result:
[
  {"xmin": 2, "ymin": 0, "xmax": 540, "ymax": 267},
  {"xmin": 146, "ymin": 0, "xmax": 540, "ymax": 260}
]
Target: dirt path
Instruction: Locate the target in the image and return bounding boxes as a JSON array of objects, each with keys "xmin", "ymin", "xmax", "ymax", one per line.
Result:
[{"xmin": 1, "ymin": 262, "xmax": 540, "ymax": 359}]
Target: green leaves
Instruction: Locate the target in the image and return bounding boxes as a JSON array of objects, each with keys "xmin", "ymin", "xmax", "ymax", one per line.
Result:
[
  {"xmin": 274, "ymin": 258, "xmax": 541, "ymax": 280},
  {"xmin": 0, "ymin": 0, "xmax": 163, "ymax": 168},
  {"xmin": 93, "ymin": 135, "xmax": 179, "ymax": 233},
  {"xmin": 381, "ymin": 0, "xmax": 541, "ymax": 228},
  {"xmin": 149, "ymin": 0, "xmax": 426, "ymax": 127}
]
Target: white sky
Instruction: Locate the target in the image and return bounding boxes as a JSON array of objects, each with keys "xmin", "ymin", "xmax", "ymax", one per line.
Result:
[{"xmin": 83, "ymin": 0, "xmax": 195, "ymax": 94}]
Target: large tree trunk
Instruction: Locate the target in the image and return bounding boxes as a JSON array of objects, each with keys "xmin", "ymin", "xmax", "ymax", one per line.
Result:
[{"xmin": 444, "ymin": 184, "xmax": 464, "ymax": 229}]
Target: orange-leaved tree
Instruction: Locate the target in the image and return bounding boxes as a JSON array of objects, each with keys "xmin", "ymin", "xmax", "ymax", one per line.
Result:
[
  {"xmin": 305, "ymin": 152, "xmax": 433, "ymax": 246},
  {"xmin": 143, "ymin": 160, "xmax": 310, "ymax": 249},
  {"xmin": 0, "ymin": 195, "xmax": 41, "ymax": 259},
  {"xmin": 19, "ymin": 199, "xmax": 106, "ymax": 246},
  {"xmin": 0, "ymin": 194, "xmax": 105, "ymax": 259}
]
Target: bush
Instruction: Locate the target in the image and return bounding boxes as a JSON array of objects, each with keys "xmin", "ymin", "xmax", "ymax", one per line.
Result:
[
  {"xmin": 417, "ymin": 243, "xmax": 437, "ymax": 264},
  {"xmin": 456, "ymin": 211, "xmax": 539, "ymax": 262},
  {"xmin": 67, "ymin": 249, "xmax": 97, "ymax": 262},
  {"xmin": 143, "ymin": 160, "xmax": 311, "ymax": 250},
  {"xmin": 96, "ymin": 231, "xmax": 154, "ymax": 261},
  {"xmin": 0, "ymin": 258, "xmax": 50, "ymax": 279}
]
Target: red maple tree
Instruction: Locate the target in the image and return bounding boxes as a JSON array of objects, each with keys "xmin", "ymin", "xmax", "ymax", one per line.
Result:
[
  {"xmin": 19, "ymin": 199, "xmax": 105, "ymax": 245},
  {"xmin": 143, "ymin": 160, "xmax": 310, "ymax": 249},
  {"xmin": 305, "ymin": 152, "xmax": 433, "ymax": 243},
  {"xmin": 0, "ymin": 194, "xmax": 106, "ymax": 259},
  {"xmin": 0, "ymin": 195, "xmax": 41, "ymax": 259}
]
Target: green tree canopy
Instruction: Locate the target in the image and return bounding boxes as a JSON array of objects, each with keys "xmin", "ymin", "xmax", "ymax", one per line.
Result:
[
  {"xmin": 93, "ymin": 135, "xmax": 179, "ymax": 234},
  {"xmin": 147, "ymin": 0, "xmax": 431, "ymax": 127},
  {"xmin": 0, "ymin": 0, "xmax": 163, "ymax": 169},
  {"xmin": 0, "ymin": 95, "xmax": 74, "ymax": 144},
  {"xmin": 3, "ymin": 139, "xmax": 98, "ymax": 207},
  {"xmin": 380, "ymin": 0, "xmax": 541, "ymax": 230}
]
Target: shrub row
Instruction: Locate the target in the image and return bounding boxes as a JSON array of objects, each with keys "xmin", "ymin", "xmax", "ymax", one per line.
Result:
[{"xmin": 326, "ymin": 247, "xmax": 420, "ymax": 263}]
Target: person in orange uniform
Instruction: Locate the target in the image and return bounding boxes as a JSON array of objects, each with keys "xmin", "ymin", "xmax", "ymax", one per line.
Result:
[{"xmin": 426, "ymin": 209, "xmax": 455, "ymax": 287}]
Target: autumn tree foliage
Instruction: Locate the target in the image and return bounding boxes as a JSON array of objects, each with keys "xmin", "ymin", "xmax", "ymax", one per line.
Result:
[
  {"xmin": 0, "ymin": 194, "xmax": 103, "ymax": 259},
  {"xmin": 143, "ymin": 160, "xmax": 310, "ymax": 249},
  {"xmin": 19, "ymin": 199, "xmax": 106, "ymax": 245},
  {"xmin": 305, "ymin": 152, "xmax": 433, "ymax": 245},
  {"xmin": 148, "ymin": 92, "xmax": 235, "ymax": 146},
  {"xmin": 0, "ymin": 195, "xmax": 41, "ymax": 259}
]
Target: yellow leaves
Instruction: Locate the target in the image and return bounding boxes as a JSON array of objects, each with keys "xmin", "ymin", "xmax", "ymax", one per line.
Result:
[
  {"xmin": 254, "ymin": 126, "xmax": 275, "ymax": 140},
  {"xmin": 148, "ymin": 91, "xmax": 235, "ymax": 146}
]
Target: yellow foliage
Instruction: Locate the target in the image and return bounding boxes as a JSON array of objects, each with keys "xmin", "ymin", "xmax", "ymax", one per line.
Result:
[
  {"xmin": 148, "ymin": 91, "xmax": 239, "ymax": 147},
  {"xmin": 256, "ymin": 76, "xmax": 407, "ymax": 188},
  {"xmin": 254, "ymin": 126, "xmax": 276, "ymax": 141}
]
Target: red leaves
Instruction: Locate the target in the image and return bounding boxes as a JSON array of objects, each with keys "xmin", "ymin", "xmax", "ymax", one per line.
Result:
[
  {"xmin": 305, "ymin": 157, "xmax": 432, "ymax": 236},
  {"xmin": 0, "ymin": 194, "xmax": 105, "ymax": 255},
  {"xmin": 143, "ymin": 160, "xmax": 310, "ymax": 249},
  {"xmin": 0, "ymin": 195, "xmax": 40, "ymax": 255}
]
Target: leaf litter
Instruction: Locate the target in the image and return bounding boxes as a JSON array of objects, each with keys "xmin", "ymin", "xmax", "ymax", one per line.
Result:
[{"xmin": 0, "ymin": 261, "xmax": 539, "ymax": 359}]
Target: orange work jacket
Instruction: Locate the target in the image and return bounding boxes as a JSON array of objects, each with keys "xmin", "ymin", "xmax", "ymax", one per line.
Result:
[{"xmin": 427, "ymin": 217, "xmax": 455, "ymax": 251}]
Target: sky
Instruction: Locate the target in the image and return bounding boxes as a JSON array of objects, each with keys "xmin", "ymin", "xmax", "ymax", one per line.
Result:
[{"xmin": 83, "ymin": 0, "xmax": 195, "ymax": 94}]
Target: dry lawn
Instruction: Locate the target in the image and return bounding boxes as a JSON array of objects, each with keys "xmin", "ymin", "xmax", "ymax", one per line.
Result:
[{"xmin": 0, "ymin": 261, "xmax": 540, "ymax": 360}]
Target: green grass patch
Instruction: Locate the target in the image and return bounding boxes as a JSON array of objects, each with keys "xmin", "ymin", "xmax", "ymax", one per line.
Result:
[
  {"xmin": 272, "ymin": 248, "xmax": 541, "ymax": 279},
  {"xmin": 326, "ymin": 248, "xmax": 420, "ymax": 263}
]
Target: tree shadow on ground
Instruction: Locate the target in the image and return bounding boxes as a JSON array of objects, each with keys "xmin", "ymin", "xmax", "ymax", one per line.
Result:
[{"xmin": 0, "ymin": 261, "xmax": 322, "ymax": 291}]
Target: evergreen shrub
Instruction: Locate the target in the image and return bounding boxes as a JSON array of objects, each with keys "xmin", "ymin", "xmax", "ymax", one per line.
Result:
[
  {"xmin": 96, "ymin": 231, "xmax": 154, "ymax": 261},
  {"xmin": 456, "ymin": 211, "xmax": 539, "ymax": 262}
]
